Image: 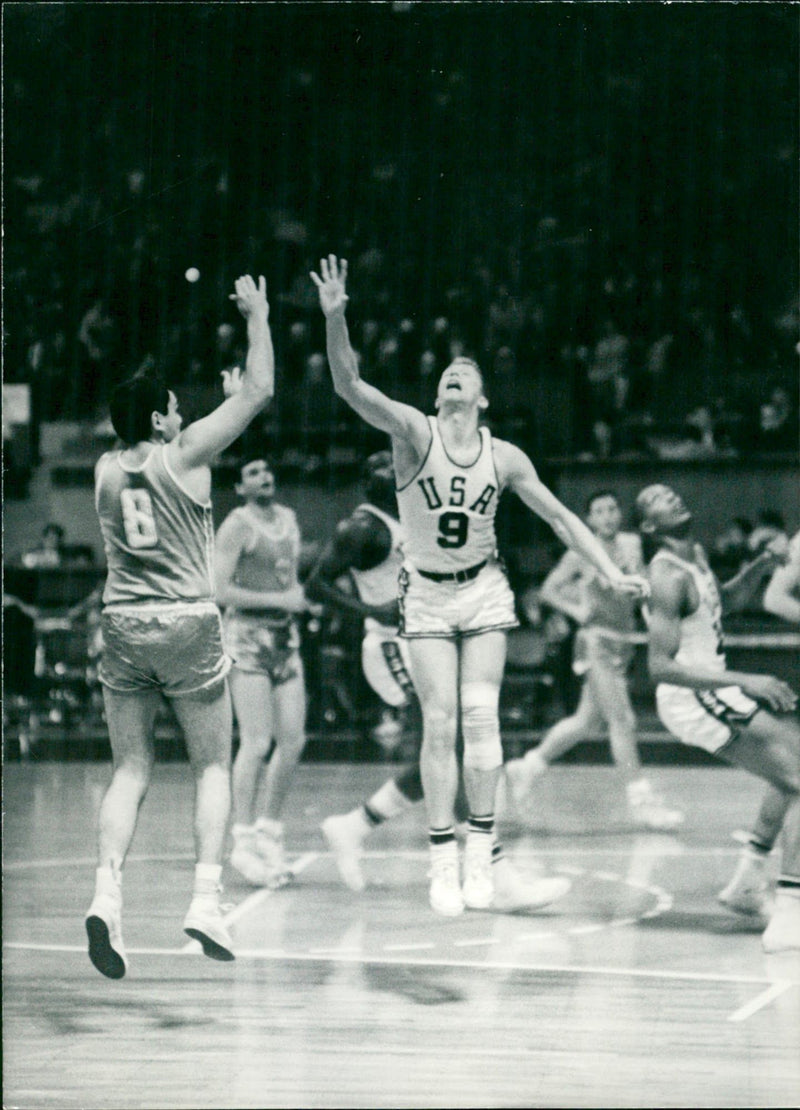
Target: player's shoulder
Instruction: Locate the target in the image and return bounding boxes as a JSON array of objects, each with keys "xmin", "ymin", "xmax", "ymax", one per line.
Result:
[{"xmin": 647, "ymin": 550, "xmax": 690, "ymax": 603}]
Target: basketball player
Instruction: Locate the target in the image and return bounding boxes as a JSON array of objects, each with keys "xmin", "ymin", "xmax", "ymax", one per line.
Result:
[
  {"xmin": 311, "ymin": 255, "xmax": 648, "ymax": 917},
  {"xmin": 638, "ymin": 483, "xmax": 800, "ymax": 952},
  {"xmin": 308, "ymin": 450, "xmax": 571, "ymax": 911},
  {"xmin": 85, "ymin": 274, "xmax": 273, "ymax": 977},
  {"xmin": 215, "ymin": 454, "xmax": 311, "ymax": 888},
  {"xmin": 505, "ymin": 490, "xmax": 683, "ymax": 830}
]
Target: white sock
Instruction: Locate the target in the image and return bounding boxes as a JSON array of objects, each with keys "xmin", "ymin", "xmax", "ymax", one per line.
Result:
[
  {"xmin": 195, "ymin": 862, "xmax": 222, "ymax": 887},
  {"xmin": 95, "ymin": 864, "xmax": 121, "ymax": 898},
  {"xmin": 524, "ymin": 750, "xmax": 548, "ymax": 776},
  {"xmin": 367, "ymin": 779, "xmax": 416, "ymax": 822},
  {"xmin": 627, "ymin": 777, "xmax": 652, "ymax": 803}
]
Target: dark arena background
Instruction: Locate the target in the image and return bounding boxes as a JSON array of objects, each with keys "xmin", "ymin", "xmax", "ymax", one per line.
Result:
[{"xmin": 3, "ymin": 4, "xmax": 799, "ymax": 1109}]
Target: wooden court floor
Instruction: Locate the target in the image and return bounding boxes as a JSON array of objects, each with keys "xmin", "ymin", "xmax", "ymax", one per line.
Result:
[{"xmin": 3, "ymin": 760, "xmax": 800, "ymax": 1109}]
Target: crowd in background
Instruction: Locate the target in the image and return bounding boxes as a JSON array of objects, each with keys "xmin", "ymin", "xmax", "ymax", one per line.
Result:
[{"xmin": 4, "ymin": 4, "xmax": 798, "ymax": 472}]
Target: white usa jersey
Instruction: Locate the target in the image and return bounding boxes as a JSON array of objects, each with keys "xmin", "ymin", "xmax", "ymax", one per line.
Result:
[
  {"xmin": 397, "ymin": 416, "xmax": 501, "ymax": 573},
  {"xmin": 651, "ymin": 546, "xmax": 726, "ymax": 672}
]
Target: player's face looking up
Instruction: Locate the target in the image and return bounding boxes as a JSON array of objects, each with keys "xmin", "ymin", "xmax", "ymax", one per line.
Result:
[
  {"xmin": 435, "ymin": 359, "xmax": 488, "ymax": 412},
  {"xmin": 637, "ymin": 484, "xmax": 693, "ymax": 537}
]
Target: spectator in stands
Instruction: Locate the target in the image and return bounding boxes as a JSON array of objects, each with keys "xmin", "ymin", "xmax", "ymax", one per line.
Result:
[
  {"xmin": 763, "ymin": 529, "xmax": 800, "ymax": 624},
  {"xmin": 711, "ymin": 517, "xmax": 753, "ymax": 579},
  {"xmin": 748, "ymin": 511, "xmax": 790, "ymax": 560},
  {"xmin": 22, "ymin": 523, "xmax": 67, "ymax": 568}
]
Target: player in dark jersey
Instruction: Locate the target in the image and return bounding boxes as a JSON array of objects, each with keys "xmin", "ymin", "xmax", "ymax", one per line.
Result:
[
  {"xmin": 85, "ymin": 274, "xmax": 274, "ymax": 977},
  {"xmin": 313, "ymin": 254, "xmax": 647, "ymax": 917}
]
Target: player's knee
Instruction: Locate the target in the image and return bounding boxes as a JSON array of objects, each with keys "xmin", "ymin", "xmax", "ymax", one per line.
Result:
[{"xmin": 461, "ymin": 682, "xmax": 502, "ymax": 772}]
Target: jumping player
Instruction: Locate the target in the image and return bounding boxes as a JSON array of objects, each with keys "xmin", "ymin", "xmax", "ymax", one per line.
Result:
[
  {"xmin": 312, "ymin": 254, "xmax": 648, "ymax": 917},
  {"xmin": 85, "ymin": 274, "xmax": 273, "ymax": 977},
  {"xmin": 308, "ymin": 450, "xmax": 571, "ymax": 911},
  {"xmin": 638, "ymin": 483, "xmax": 800, "ymax": 952}
]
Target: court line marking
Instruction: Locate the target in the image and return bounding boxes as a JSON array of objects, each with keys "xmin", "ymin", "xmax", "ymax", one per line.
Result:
[
  {"xmin": 5, "ymin": 940, "xmax": 797, "ymax": 989},
  {"xmin": 728, "ymin": 980, "xmax": 796, "ymax": 1022},
  {"xmin": 2, "ymin": 845, "xmax": 740, "ymax": 872}
]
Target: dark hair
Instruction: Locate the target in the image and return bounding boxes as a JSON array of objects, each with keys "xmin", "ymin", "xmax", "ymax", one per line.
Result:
[
  {"xmin": 108, "ymin": 372, "xmax": 170, "ymax": 446},
  {"xmin": 362, "ymin": 450, "xmax": 396, "ymax": 505},
  {"xmin": 237, "ymin": 451, "xmax": 274, "ymax": 483},
  {"xmin": 585, "ymin": 489, "xmax": 619, "ymax": 515},
  {"xmin": 42, "ymin": 522, "xmax": 65, "ymax": 542}
]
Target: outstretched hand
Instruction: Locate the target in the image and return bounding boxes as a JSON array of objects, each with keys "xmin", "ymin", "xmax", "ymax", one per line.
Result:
[
  {"xmin": 221, "ymin": 365, "xmax": 243, "ymax": 398},
  {"xmin": 612, "ymin": 573, "xmax": 651, "ymax": 600},
  {"xmin": 229, "ymin": 274, "xmax": 268, "ymax": 320},
  {"xmin": 310, "ymin": 255, "xmax": 349, "ymax": 317}
]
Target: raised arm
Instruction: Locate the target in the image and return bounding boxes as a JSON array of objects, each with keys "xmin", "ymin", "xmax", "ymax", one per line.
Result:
[
  {"xmin": 721, "ymin": 541, "xmax": 790, "ymax": 617},
  {"xmin": 172, "ymin": 275, "xmax": 274, "ymax": 470},
  {"xmin": 497, "ymin": 441, "xmax": 648, "ymax": 599},
  {"xmin": 646, "ymin": 559, "xmax": 797, "ymax": 712},
  {"xmin": 310, "ymin": 255, "xmax": 429, "ymax": 449}
]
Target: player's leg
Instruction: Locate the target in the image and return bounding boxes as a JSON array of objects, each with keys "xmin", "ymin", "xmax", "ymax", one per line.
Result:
[
  {"xmin": 254, "ymin": 662, "xmax": 308, "ymax": 886},
  {"xmin": 406, "ymin": 636, "xmax": 462, "ymax": 915},
  {"xmin": 171, "ymin": 682, "xmax": 235, "ymax": 961},
  {"xmin": 322, "ymin": 633, "xmax": 423, "ymax": 890},
  {"xmin": 227, "ymin": 668, "xmax": 275, "ymax": 885},
  {"xmin": 459, "ymin": 631, "xmax": 506, "ymax": 909},
  {"xmin": 589, "ymin": 659, "xmax": 684, "ymax": 831},
  {"xmin": 721, "ymin": 711, "xmax": 800, "ymax": 950},
  {"xmin": 230, "ymin": 668, "xmax": 274, "ymax": 825},
  {"xmin": 85, "ymin": 686, "xmax": 160, "ymax": 979},
  {"xmin": 505, "ymin": 680, "xmax": 604, "ymax": 810}
]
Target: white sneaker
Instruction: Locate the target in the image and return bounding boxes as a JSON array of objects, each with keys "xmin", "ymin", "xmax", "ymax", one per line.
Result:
[
  {"xmin": 492, "ymin": 856, "xmax": 572, "ymax": 913},
  {"xmin": 183, "ymin": 886, "xmax": 235, "ymax": 962},
  {"xmin": 230, "ymin": 824, "xmax": 271, "ymax": 886},
  {"xmin": 428, "ymin": 844, "xmax": 464, "ymax": 917},
  {"xmin": 462, "ymin": 836, "xmax": 494, "ymax": 910},
  {"xmin": 504, "ymin": 753, "xmax": 546, "ymax": 814},
  {"xmin": 627, "ymin": 782, "xmax": 685, "ymax": 832},
  {"xmin": 254, "ymin": 818, "xmax": 294, "ymax": 889},
  {"xmin": 321, "ymin": 812, "xmax": 367, "ymax": 892},
  {"xmin": 85, "ymin": 891, "xmax": 128, "ymax": 979},
  {"xmin": 718, "ymin": 851, "xmax": 773, "ymax": 917},
  {"xmin": 762, "ymin": 890, "xmax": 800, "ymax": 953}
]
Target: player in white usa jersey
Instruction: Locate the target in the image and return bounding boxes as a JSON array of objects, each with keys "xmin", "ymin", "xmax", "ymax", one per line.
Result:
[
  {"xmin": 312, "ymin": 254, "xmax": 647, "ymax": 917},
  {"xmin": 638, "ymin": 483, "xmax": 800, "ymax": 953},
  {"xmin": 85, "ymin": 274, "xmax": 274, "ymax": 978}
]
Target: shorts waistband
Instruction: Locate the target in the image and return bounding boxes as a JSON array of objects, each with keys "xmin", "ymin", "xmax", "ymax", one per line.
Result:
[
  {"xmin": 229, "ymin": 608, "xmax": 293, "ymax": 621},
  {"xmin": 415, "ymin": 560, "xmax": 487, "ymax": 584}
]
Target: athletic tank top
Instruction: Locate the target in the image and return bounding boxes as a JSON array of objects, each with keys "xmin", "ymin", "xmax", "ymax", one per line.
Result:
[
  {"xmin": 651, "ymin": 546, "xmax": 726, "ymax": 671},
  {"xmin": 224, "ymin": 504, "xmax": 300, "ymax": 596},
  {"xmin": 396, "ymin": 416, "xmax": 501, "ymax": 573},
  {"xmin": 95, "ymin": 445, "xmax": 215, "ymax": 605},
  {"xmin": 582, "ymin": 532, "xmax": 643, "ymax": 633}
]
